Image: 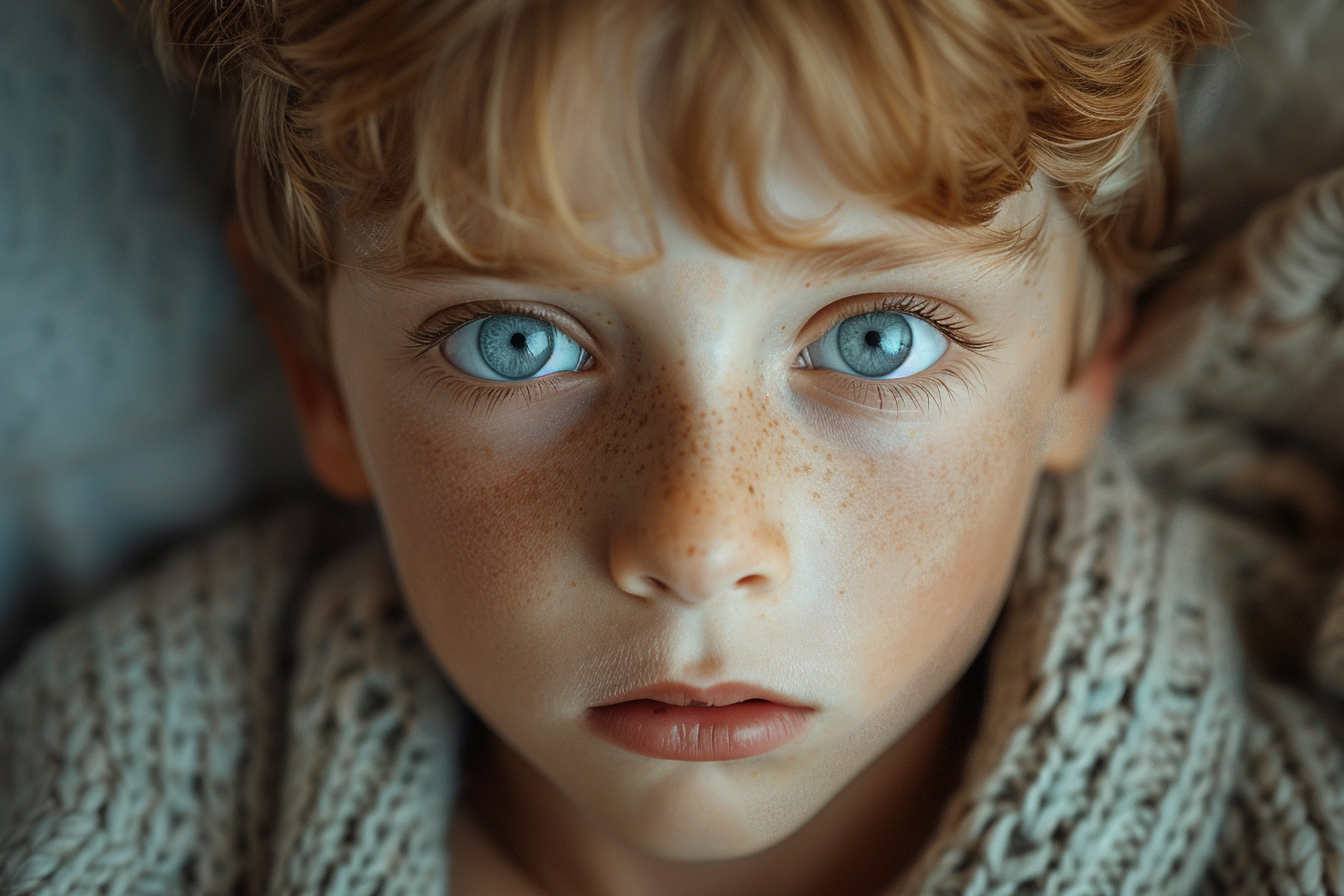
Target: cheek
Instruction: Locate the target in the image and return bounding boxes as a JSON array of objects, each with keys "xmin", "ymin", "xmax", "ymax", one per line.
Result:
[
  {"xmin": 350, "ymin": 397, "xmax": 582, "ymax": 684},
  {"xmin": 344, "ymin": 378, "xmax": 662, "ymax": 713},
  {"xmin": 807, "ymin": 400, "xmax": 1046, "ymax": 711}
]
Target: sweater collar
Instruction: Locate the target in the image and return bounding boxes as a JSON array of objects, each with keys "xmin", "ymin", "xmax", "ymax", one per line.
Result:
[{"xmin": 891, "ymin": 443, "xmax": 1247, "ymax": 894}]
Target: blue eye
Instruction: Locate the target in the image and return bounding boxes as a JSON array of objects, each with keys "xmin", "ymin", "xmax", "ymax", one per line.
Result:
[
  {"xmin": 802, "ymin": 311, "xmax": 948, "ymax": 379},
  {"xmin": 442, "ymin": 314, "xmax": 589, "ymax": 381}
]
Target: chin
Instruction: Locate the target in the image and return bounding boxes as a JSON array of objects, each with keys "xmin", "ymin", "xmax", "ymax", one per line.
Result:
[{"xmin": 584, "ymin": 765, "xmax": 821, "ymax": 862}]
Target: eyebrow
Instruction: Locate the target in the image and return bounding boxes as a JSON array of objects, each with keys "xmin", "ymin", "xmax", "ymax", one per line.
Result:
[
  {"xmin": 778, "ymin": 239, "xmax": 945, "ymax": 284},
  {"xmin": 364, "ymin": 214, "xmax": 1048, "ymax": 291},
  {"xmin": 778, "ymin": 229, "xmax": 1045, "ymax": 285}
]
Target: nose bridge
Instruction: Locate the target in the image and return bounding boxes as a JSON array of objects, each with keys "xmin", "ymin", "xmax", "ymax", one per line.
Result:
[{"xmin": 609, "ymin": 377, "xmax": 791, "ymax": 605}]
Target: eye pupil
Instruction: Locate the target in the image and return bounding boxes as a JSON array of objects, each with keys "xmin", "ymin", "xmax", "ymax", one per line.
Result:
[
  {"xmin": 864, "ymin": 330, "xmax": 882, "ymax": 348},
  {"xmin": 510, "ymin": 332, "xmax": 527, "ymax": 349}
]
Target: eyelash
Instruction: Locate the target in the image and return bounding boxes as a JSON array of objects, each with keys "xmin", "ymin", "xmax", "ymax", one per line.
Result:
[
  {"xmin": 800, "ymin": 294, "xmax": 999, "ymax": 413},
  {"xmin": 402, "ymin": 295, "xmax": 1001, "ymax": 414},
  {"xmin": 402, "ymin": 301, "xmax": 590, "ymax": 415}
]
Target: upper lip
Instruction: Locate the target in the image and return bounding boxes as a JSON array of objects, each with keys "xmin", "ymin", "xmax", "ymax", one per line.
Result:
[{"xmin": 593, "ymin": 681, "xmax": 813, "ymax": 709}]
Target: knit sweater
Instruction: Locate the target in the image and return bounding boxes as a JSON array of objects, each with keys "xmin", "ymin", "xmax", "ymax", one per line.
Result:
[{"xmin": 4, "ymin": 169, "xmax": 1344, "ymax": 895}]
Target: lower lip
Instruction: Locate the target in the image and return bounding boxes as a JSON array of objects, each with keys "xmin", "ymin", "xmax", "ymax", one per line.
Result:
[{"xmin": 585, "ymin": 699, "xmax": 813, "ymax": 761}]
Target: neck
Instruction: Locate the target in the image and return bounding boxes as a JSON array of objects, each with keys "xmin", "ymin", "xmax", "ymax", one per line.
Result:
[{"xmin": 453, "ymin": 650, "xmax": 987, "ymax": 896}]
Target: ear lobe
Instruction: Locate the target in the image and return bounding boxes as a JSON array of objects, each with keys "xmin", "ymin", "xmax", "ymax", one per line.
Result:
[
  {"xmin": 1041, "ymin": 307, "xmax": 1129, "ymax": 474},
  {"xmin": 226, "ymin": 217, "xmax": 373, "ymax": 502}
]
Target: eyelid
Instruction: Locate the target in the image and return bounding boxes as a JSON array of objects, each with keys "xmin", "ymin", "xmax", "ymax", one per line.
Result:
[
  {"xmin": 791, "ymin": 293, "xmax": 1000, "ymax": 415},
  {"xmin": 402, "ymin": 299, "xmax": 596, "ymax": 360},
  {"xmin": 799, "ymin": 293, "xmax": 1000, "ymax": 356},
  {"xmin": 808, "ymin": 355, "xmax": 987, "ymax": 415}
]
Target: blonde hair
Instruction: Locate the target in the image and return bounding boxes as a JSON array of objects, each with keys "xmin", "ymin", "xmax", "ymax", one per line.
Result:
[{"xmin": 143, "ymin": 0, "xmax": 1231, "ymax": 360}]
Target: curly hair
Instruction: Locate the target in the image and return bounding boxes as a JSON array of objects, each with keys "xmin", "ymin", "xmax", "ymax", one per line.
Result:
[{"xmin": 142, "ymin": 0, "xmax": 1232, "ymax": 361}]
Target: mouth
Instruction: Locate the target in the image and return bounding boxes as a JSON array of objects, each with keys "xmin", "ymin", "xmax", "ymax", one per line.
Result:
[
  {"xmin": 585, "ymin": 681, "xmax": 815, "ymax": 762},
  {"xmin": 593, "ymin": 681, "xmax": 813, "ymax": 709}
]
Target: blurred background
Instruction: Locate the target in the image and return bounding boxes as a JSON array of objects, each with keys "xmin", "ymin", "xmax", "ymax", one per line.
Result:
[
  {"xmin": 1, "ymin": 0, "xmax": 1343, "ymax": 674},
  {"xmin": 0, "ymin": 0, "xmax": 311, "ymax": 673}
]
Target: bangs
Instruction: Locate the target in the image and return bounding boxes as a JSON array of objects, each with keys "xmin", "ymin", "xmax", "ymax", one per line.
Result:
[
  {"xmin": 274, "ymin": 0, "xmax": 1176, "ymax": 277},
  {"xmin": 147, "ymin": 0, "xmax": 1230, "ymax": 352}
]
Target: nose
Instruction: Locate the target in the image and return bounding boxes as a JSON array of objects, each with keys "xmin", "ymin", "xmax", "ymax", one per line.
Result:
[
  {"xmin": 608, "ymin": 411, "xmax": 791, "ymax": 605},
  {"xmin": 610, "ymin": 519, "xmax": 790, "ymax": 604}
]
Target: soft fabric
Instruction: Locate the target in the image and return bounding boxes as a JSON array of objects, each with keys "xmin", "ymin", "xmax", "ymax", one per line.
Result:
[
  {"xmin": 0, "ymin": 505, "xmax": 460, "ymax": 895},
  {"xmin": 4, "ymin": 171, "xmax": 1344, "ymax": 894}
]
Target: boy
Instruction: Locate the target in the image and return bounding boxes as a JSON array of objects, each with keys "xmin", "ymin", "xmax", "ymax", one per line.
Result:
[{"xmin": 4, "ymin": 1, "xmax": 1344, "ymax": 894}]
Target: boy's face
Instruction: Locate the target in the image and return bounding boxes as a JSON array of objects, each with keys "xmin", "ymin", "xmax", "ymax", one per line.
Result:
[{"xmin": 302, "ymin": 161, "xmax": 1115, "ymax": 860}]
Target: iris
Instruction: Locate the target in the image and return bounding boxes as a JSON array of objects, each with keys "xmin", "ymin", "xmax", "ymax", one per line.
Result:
[
  {"xmin": 835, "ymin": 312, "xmax": 913, "ymax": 377},
  {"xmin": 478, "ymin": 315, "xmax": 555, "ymax": 379}
]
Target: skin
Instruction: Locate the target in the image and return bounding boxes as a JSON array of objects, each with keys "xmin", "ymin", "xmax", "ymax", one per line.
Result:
[{"xmin": 251, "ymin": 161, "xmax": 1122, "ymax": 896}]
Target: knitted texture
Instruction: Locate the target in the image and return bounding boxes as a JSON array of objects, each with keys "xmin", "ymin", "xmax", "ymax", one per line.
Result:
[
  {"xmin": 892, "ymin": 450, "xmax": 1248, "ymax": 895},
  {"xmin": 0, "ymin": 508, "xmax": 463, "ymax": 896},
  {"xmin": 4, "ymin": 173, "xmax": 1344, "ymax": 893},
  {"xmin": 1117, "ymin": 166, "xmax": 1344, "ymax": 697}
]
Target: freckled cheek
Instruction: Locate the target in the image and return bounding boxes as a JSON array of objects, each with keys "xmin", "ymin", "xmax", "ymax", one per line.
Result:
[
  {"xmin": 813, "ymin": 419, "xmax": 1042, "ymax": 702},
  {"xmin": 348, "ymin": 390, "xmax": 631, "ymax": 697}
]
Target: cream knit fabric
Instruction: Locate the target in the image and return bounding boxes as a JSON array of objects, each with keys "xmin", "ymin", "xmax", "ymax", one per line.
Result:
[
  {"xmin": 0, "ymin": 508, "xmax": 463, "ymax": 895},
  {"xmin": 4, "ymin": 169, "xmax": 1344, "ymax": 895}
]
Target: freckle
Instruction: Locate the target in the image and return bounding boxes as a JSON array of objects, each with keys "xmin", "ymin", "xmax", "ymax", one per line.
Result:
[
  {"xmin": 748, "ymin": 485, "xmax": 755, "ymax": 495},
  {"xmin": 839, "ymin": 590, "xmax": 845, "ymax": 595}
]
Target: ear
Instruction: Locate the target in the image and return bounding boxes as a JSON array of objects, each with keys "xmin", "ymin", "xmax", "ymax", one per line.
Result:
[
  {"xmin": 1040, "ymin": 304, "xmax": 1129, "ymax": 474},
  {"xmin": 226, "ymin": 217, "xmax": 373, "ymax": 502}
]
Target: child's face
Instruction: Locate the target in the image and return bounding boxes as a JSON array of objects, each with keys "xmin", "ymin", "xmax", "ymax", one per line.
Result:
[{"xmin": 303, "ymin": 159, "xmax": 1115, "ymax": 860}]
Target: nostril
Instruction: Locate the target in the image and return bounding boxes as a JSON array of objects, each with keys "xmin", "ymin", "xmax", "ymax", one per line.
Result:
[
  {"xmin": 644, "ymin": 576, "xmax": 670, "ymax": 593},
  {"xmin": 736, "ymin": 574, "xmax": 769, "ymax": 591}
]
